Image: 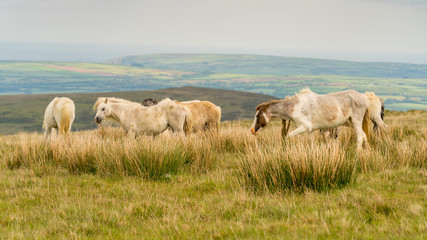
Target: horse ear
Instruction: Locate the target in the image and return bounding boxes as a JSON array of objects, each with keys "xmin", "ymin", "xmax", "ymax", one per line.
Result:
[{"xmin": 262, "ymin": 103, "xmax": 270, "ymax": 110}]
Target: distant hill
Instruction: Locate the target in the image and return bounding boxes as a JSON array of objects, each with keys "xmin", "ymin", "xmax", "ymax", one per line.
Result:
[
  {"xmin": 0, "ymin": 86, "xmax": 277, "ymax": 135},
  {"xmin": 1, "ymin": 54, "xmax": 426, "ymax": 111},
  {"xmin": 106, "ymin": 53, "xmax": 427, "ymax": 79}
]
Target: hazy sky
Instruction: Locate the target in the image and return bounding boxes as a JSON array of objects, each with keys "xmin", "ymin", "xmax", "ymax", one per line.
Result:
[{"xmin": 1, "ymin": 0, "xmax": 426, "ymax": 63}]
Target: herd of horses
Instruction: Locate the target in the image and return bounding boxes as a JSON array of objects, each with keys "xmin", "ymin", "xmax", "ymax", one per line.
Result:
[{"xmin": 43, "ymin": 89, "xmax": 386, "ymax": 150}]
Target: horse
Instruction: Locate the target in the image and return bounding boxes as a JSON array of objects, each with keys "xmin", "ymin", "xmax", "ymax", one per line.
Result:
[
  {"xmin": 142, "ymin": 99, "xmax": 221, "ymax": 134},
  {"xmin": 141, "ymin": 98, "xmax": 158, "ymax": 106},
  {"xmin": 176, "ymin": 100, "xmax": 221, "ymax": 134},
  {"xmin": 43, "ymin": 97, "xmax": 75, "ymax": 140},
  {"xmin": 251, "ymin": 89, "xmax": 374, "ymax": 150},
  {"xmin": 94, "ymin": 97, "xmax": 193, "ymax": 138},
  {"xmin": 316, "ymin": 92, "xmax": 386, "ymax": 140}
]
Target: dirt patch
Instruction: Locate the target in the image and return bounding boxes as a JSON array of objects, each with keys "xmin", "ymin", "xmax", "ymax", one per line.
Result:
[
  {"xmin": 232, "ymin": 77, "xmax": 297, "ymax": 83},
  {"xmin": 49, "ymin": 65, "xmax": 118, "ymax": 76}
]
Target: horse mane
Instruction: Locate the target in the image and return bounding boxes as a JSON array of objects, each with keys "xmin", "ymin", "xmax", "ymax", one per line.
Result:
[
  {"xmin": 256, "ymin": 92, "xmax": 303, "ymax": 111},
  {"xmin": 297, "ymin": 88, "xmax": 313, "ymax": 95},
  {"xmin": 256, "ymin": 100, "xmax": 284, "ymax": 111},
  {"xmin": 93, "ymin": 97, "xmax": 135, "ymax": 111}
]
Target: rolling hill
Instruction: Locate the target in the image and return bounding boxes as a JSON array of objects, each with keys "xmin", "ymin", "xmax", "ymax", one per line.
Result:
[
  {"xmin": 0, "ymin": 86, "xmax": 277, "ymax": 135},
  {"xmin": 1, "ymin": 54, "xmax": 426, "ymax": 111},
  {"xmin": 106, "ymin": 53, "xmax": 427, "ymax": 78}
]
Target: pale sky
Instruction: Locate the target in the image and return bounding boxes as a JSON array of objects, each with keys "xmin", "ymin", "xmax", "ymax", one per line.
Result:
[{"xmin": 1, "ymin": 0, "xmax": 426, "ymax": 63}]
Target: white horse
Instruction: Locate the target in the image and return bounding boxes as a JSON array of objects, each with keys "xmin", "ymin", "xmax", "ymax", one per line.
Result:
[
  {"xmin": 43, "ymin": 97, "xmax": 75, "ymax": 140},
  {"xmin": 318, "ymin": 91, "xmax": 387, "ymax": 140},
  {"xmin": 251, "ymin": 89, "xmax": 378, "ymax": 150},
  {"xmin": 94, "ymin": 97, "xmax": 193, "ymax": 138}
]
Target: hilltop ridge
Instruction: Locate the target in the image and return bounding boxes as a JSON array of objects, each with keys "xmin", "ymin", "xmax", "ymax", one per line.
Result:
[{"xmin": 106, "ymin": 53, "xmax": 427, "ymax": 79}]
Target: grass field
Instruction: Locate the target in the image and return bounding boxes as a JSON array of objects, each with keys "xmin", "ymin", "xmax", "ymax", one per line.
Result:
[{"xmin": 0, "ymin": 110, "xmax": 425, "ymax": 239}]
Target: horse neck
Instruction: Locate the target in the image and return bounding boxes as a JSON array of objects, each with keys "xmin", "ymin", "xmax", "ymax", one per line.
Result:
[
  {"xmin": 108, "ymin": 102, "xmax": 143, "ymax": 123},
  {"xmin": 268, "ymin": 100, "xmax": 296, "ymax": 119}
]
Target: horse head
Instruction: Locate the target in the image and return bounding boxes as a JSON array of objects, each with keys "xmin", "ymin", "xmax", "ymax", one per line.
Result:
[
  {"xmin": 141, "ymin": 98, "xmax": 158, "ymax": 107},
  {"xmin": 94, "ymin": 98, "xmax": 112, "ymax": 124},
  {"xmin": 250, "ymin": 102, "xmax": 271, "ymax": 135}
]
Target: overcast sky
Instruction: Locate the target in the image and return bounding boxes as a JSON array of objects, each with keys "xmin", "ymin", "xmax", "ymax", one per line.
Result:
[{"xmin": 1, "ymin": 0, "xmax": 426, "ymax": 63}]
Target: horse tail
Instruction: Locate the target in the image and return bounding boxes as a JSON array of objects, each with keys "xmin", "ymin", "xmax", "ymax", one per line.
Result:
[
  {"xmin": 365, "ymin": 92, "xmax": 387, "ymax": 129},
  {"xmin": 183, "ymin": 108, "xmax": 194, "ymax": 136},
  {"xmin": 362, "ymin": 106, "xmax": 370, "ymax": 142},
  {"xmin": 59, "ymin": 103, "xmax": 72, "ymax": 134}
]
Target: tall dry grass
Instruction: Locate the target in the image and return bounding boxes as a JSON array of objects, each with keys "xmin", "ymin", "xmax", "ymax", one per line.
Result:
[
  {"xmin": 236, "ymin": 111, "xmax": 426, "ymax": 193},
  {"xmin": 3, "ymin": 128, "xmax": 218, "ymax": 179},
  {"xmin": 1, "ymin": 111, "xmax": 426, "ymax": 193}
]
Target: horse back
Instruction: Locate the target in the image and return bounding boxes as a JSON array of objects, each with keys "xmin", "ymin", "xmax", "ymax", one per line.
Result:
[
  {"xmin": 179, "ymin": 101, "xmax": 221, "ymax": 132},
  {"xmin": 299, "ymin": 90, "xmax": 368, "ymax": 129}
]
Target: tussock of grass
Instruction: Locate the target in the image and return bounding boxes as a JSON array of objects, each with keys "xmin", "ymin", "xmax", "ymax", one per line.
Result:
[
  {"xmin": 4, "ymin": 129, "xmax": 217, "ymax": 180},
  {"xmin": 2, "ymin": 111, "xmax": 426, "ymax": 192},
  {"xmin": 238, "ymin": 142, "xmax": 356, "ymax": 193}
]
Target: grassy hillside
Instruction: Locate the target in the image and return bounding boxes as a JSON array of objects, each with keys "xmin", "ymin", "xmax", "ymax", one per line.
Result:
[
  {"xmin": 106, "ymin": 53, "xmax": 427, "ymax": 78},
  {"xmin": 0, "ymin": 86, "xmax": 276, "ymax": 135},
  {"xmin": 0, "ymin": 110, "xmax": 425, "ymax": 239},
  {"xmin": 1, "ymin": 54, "xmax": 426, "ymax": 111}
]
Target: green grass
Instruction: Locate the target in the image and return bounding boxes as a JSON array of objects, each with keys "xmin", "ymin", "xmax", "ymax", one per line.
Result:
[
  {"xmin": 0, "ymin": 167, "xmax": 424, "ymax": 239},
  {"xmin": 0, "ymin": 110, "xmax": 426, "ymax": 239}
]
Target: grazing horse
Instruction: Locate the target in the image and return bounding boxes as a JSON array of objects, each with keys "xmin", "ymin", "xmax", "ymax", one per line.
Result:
[
  {"xmin": 177, "ymin": 100, "xmax": 221, "ymax": 134},
  {"xmin": 93, "ymin": 97, "xmax": 193, "ymax": 138},
  {"xmin": 251, "ymin": 89, "xmax": 373, "ymax": 150},
  {"xmin": 142, "ymin": 99, "xmax": 221, "ymax": 134},
  {"xmin": 43, "ymin": 97, "xmax": 75, "ymax": 140}
]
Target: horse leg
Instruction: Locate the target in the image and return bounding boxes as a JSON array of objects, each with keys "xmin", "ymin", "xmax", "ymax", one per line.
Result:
[
  {"xmin": 322, "ymin": 129, "xmax": 331, "ymax": 142},
  {"xmin": 127, "ymin": 130, "xmax": 136, "ymax": 139},
  {"xmin": 281, "ymin": 119, "xmax": 291, "ymax": 139},
  {"xmin": 333, "ymin": 128, "xmax": 339, "ymax": 139},
  {"xmin": 44, "ymin": 127, "xmax": 52, "ymax": 141},
  {"xmin": 352, "ymin": 119, "xmax": 369, "ymax": 150},
  {"xmin": 168, "ymin": 119, "xmax": 186, "ymax": 137},
  {"xmin": 287, "ymin": 124, "xmax": 310, "ymax": 137}
]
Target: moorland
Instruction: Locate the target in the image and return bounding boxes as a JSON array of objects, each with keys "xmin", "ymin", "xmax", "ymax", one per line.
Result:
[
  {"xmin": 0, "ymin": 110, "xmax": 425, "ymax": 239},
  {"xmin": 0, "ymin": 53, "xmax": 425, "ymax": 239}
]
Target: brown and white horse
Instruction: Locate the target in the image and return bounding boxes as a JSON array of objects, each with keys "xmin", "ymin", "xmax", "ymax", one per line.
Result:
[
  {"xmin": 251, "ymin": 89, "xmax": 376, "ymax": 150},
  {"xmin": 43, "ymin": 97, "xmax": 75, "ymax": 140},
  {"xmin": 94, "ymin": 97, "xmax": 193, "ymax": 138}
]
